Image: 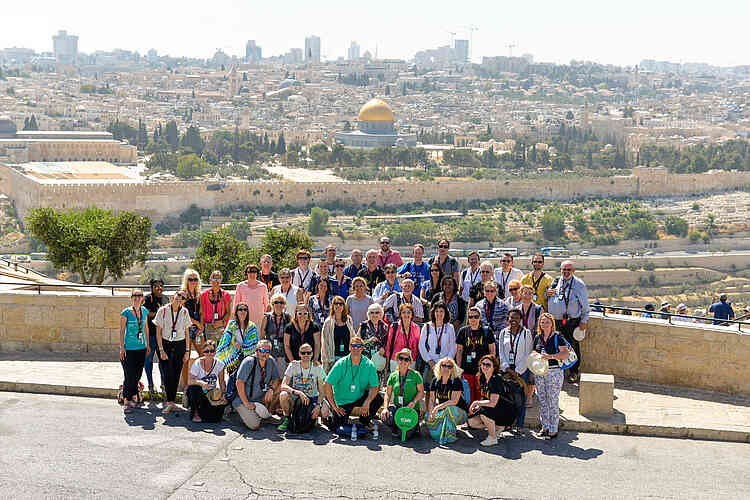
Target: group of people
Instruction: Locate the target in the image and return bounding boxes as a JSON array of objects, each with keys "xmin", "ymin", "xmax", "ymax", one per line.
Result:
[{"xmin": 118, "ymin": 239, "xmax": 590, "ymax": 446}]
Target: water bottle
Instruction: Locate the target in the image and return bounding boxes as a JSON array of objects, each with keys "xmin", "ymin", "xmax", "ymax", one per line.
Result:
[
  {"xmin": 351, "ymin": 423, "xmax": 357, "ymax": 442},
  {"xmin": 372, "ymin": 422, "xmax": 379, "ymax": 440}
]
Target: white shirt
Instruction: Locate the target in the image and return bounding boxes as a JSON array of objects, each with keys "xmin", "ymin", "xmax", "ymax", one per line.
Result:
[
  {"xmin": 460, "ymin": 266, "xmax": 482, "ymax": 301},
  {"xmin": 284, "ymin": 360, "xmax": 327, "ymax": 397},
  {"xmin": 419, "ymin": 322, "xmax": 457, "ymax": 364},
  {"xmin": 271, "ymin": 284, "xmax": 300, "ymax": 315},
  {"xmin": 291, "ymin": 266, "xmax": 314, "ymax": 290},
  {"xmin": 497, "ymin": 326, "xmax": 534, "ymax": 374},
  {"xmin": 189, "ymin": 358, "xmax": 225, "ymax": 390},
  {"xmin": 494, "ymin": 267, "xmax": 523, "ymax": 298},
  {"xmin": 153, "ymin": 304, "xmax": 192, "ymax": 342}
]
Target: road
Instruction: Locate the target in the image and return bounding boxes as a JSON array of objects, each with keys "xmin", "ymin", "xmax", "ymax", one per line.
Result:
[{"xmin": 1, "ymin": 392, "xmax": 749, "ymax": 499}]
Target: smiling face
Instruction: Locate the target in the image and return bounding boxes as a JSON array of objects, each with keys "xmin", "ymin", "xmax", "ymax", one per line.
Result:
[
  {"xmin": 468, "ymin": 253, "xmax": 479, "ymax": 268},
  {"xmin": 260, "ymin": 255, "xmax": 273, "ymax": 272},
  {"xmin": 539, "ymin": 315, "xmax": 553, "ymax": 334},
  {"xmin": 351, "ymin": 251, "xmax": 363, "ymax": 266}
]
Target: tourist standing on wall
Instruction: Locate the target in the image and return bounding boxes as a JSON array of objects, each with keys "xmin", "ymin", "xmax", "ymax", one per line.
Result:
[
  {"xmin": 521, "ymin": 253, "xmax": 554, "ymax": 310},
  {"xmin": 429, "ymin": 238, "xmax": 460, "ymax": 284},
  {"xmin": 154, "ymin": 291, "xmax": 192, "ymax": 414},
  {"xmin": 181, "ymin": 269, "xmax": 204, "ymax": 387},
  {"xmin": 119, "ymin": 289, "xmax": 150, "ymax": 413},
  {"xmin": 546, "ymin": 260, "xmax": 589, "ymax": 384},
  {"xmin": 459, "ymin": 251, "xmax": 482, "ymax": 304},
  {"xmin": 494, "ymin": 253, "xmax": 523, "ymax": 300},
  {"xmin": 201, "ymin": 270, "xmax": 231, "ymax": 343},
  {"xmin": 377, "ymin": 236, "xmax": 403, "ymax": 268},
  {"xmin": 709, "ymin": 293, "xmax": 735, "ymax": 325},
  {"xmin": 144, "ymin": 279, "xmax": 167, "ymax": 397}
]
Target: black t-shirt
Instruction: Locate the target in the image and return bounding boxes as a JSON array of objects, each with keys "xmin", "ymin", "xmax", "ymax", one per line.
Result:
[
  {"xmin": 285, "ymin": 322, "xmax": 319, "ymax": 362},
  {"xmin": 430, "ymin": 376, "xmax": 468, "ymax": 411},
  {"xmin": 533, "ymin": 332, "xmax": 563, "ymax": 367},
  {"xmin": 144, "ymin": 293, "xmax": 167, "ymax": 338},
  {"xmin": 478, "ymin": 374, "xmax": 503, "ymax": 405},
  {"xmin": 184, "ymin": 295, "xmax": 201, "ymax": 322},
  {"xmin": 456, "ymin": 325, "xmax": 494, "ymax": 374},
  {"xmin": 260, "ymin": 271, "xmax": 280, "ymax": 294},
  {"xmin": 333, "ymin": 323, "xmax": 351, "ymax": 357},
  {"xmin": 358, "ymin": 266, "xmax": 386, "ymax": 293}
]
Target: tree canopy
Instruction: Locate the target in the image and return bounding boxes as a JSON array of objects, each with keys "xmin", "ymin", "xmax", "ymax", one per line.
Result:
[{"xmin": 26, "ymin": 207, "xmax": 151, "ymax": 284}]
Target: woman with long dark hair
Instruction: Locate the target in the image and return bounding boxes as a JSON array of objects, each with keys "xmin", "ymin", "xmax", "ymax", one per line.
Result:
[
  {"xmin": 420, "ymin": 262, "xmax": 444, "ymax": 303},
  {"xmin": 216, "ymin": 301, "xmax": 259, "ymax": 378}
]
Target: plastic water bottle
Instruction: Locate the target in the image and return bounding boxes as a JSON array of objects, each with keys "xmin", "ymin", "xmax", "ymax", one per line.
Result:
[
  {"xmin": 351, "ymin": 423, "xmax": 357, "ymax": 442},
  {"xmin": 372, "ymin": 422, "xmax": 379, "ymax": 440}
]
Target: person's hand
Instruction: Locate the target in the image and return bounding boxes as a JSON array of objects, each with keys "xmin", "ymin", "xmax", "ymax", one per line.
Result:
[
  {"xmin": 380, "ymin": 408, "xmax": 389, "ymax": 421},
  {"xmin": 429, "ymin": 407, "xmax": 437, "ymax": 420},
  {"xmin": 298, "ymin": 391, "xmax": 310, "ymax": 406},
  {"xmin": 119, "ymin": 347, "xmax": 126, "ymax": 361},
  {"xmin": 407, "ymin": 401, "xmax": 415, "ymax": 409},
  {"xmin": 469, "ymin": 401, "xmax": 479, "ymax": 414},
  {"xmin": 234, "ymin": 341, "xmax": 242, "ymax": 350},
  {"xmin": 378, "ymin": 347, "xmax": 385, "ymax": 355},
  {"xmin": 159, "ymin": 349, "xmax": 168, "ymax": 361},
  {"xmin": 183, "ymin": 352, "xmax": 190, "ymax": 361},
  {"xmin": 331, "ymin": 403, "xmax": 346, "ymax": 416},
  {"xmin": 358, "ymin": 404, "xmax": 371, "ymax": 417},
  {"xmin": 243, "ymin": 401, "xmax": 255, "ymax": 411},
  {"xmin": 546, "ymin": 288, "xmax": 556, "ymax": 297},
  {"xmin": 145, "ymin": 346, "xmax": 151, "ymax": 357}
]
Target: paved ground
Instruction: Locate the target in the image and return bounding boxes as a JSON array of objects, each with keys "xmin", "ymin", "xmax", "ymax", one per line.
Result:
[
  {"xmin": 2, "ymin": 392, "xmax": 750, "ymax": 500},
  {"xmin": 2, "ymin": 352, "xmax": 750, "ymax": 441}
]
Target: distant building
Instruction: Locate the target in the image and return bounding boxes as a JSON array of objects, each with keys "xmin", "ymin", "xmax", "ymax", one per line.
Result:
[
  {"xmin": 454, "ymin": 40, "xmax": 469, "ymax": 63},
  {"xmin": 1, "ymin": 47, "xmax": 36, "ymax": 65},
  {"xmin": 245, "ymin": 40, "xmax": 262, "ymax": 62},
  {"xmin": 348, "ymin": 41, "xmax": 360, "ymax": 61},
  {"xmin": 334, "ymin": 99, "xmax": 417, "ymax": 149},
  {"xmin": 212, "ymin": 49, "xmax": 231, "ymax": 68},
  {"xmin": 522, "ymin": 53, "xmax": 534, "ymax": 64},
  {"xmin": 305, "ymin": 35, "xmax": 321, "ymax": 63},
  {"xmin": 52, "ymin": 30, "xmax": 78, "ymax": 65}
]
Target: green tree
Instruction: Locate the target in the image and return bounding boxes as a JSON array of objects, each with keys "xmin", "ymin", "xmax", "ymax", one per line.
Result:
[
  {"xmin": 175, "ymin": 153, "xmax": 208, "ymax": 179},
  {"xmin": 139, "ymin": 264, "xmax": 168, "ymax": 285},
  {"xmin": 308, "ymin": 207, "xmax": 330, "ymax": 236},
  {"xmin": 539, "ymin": 210, "xmax": 566, "ymax": 239},
  {"xmin": 228, "ymin": 221, "xmax": 252, "ymax": 241},
  {"xmin": 664, "ymin": 216, "xmax": 689, "ymax": 237},
  {"xmin": 164, "ymin": 120, "xmax": 179, "ymax": 149},
  {"xmin": 26, "ymin": 207, "xmax": 151, "ymax": 284},
  {"xmin": 704, "ymin": 213, "xmax": 718, "ymax": 236},
  {"xmin": 259, "ymin": 227, "xmax": 313, "ymax": 271},
  {"xmin": 192, "ymin": 228, "xmax": 258, "ymax": 283},
  {"xmin": 624, "ymin": 219, "xmax": 658, "ymax": 240},
  {"xmin": 180, "ymin": 125, "xmax": 205, "ymax": 155}
]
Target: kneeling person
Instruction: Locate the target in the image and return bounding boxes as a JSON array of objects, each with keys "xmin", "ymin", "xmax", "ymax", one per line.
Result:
[
  {"xmin": 279, "ymin": 343, "xmax": 330, "ymax": 432},
  {"xmin": 380, "ymin": 348, "xmax": 424, "ymax": 440},
  {"xmin": 234, "ymin": 339, "xmax": 280, "ymax": 430},
  {"xmin": 324, "ymin": 336, "xmax": 384, "ymax": 430}
]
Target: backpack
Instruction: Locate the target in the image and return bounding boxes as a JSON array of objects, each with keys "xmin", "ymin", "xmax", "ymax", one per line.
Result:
[
  {"xmin": 554, "ymin": 334, "xmax": 578, "ymax": 370},
  {"xmin": 288, "ymin": 397, "xmax": 316, "ymax": 434}
]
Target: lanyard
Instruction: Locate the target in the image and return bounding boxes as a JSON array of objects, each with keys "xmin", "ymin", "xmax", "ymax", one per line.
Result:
[
  {"xmin": 272, "ymin": 313, "xmax": 284, "ymax": 339},
  {"xmin": 398, "ymin": 373, "xmax": 407, "ymax": 398},
  {"xmin": 282, "ymin": 285, "xmax": 294, "ymax": 302},
  {"xmin": 209, "ymin": 290, "xmax": 222, "ymax": 319},
  {"xmin": 561, "ymin": 279, "xmax": 574, "ymax": 314},
  {"xmin": 433, "ymin": 324, "xmax": 445, "ymax": 354},
  {"xmin": 500, "ymin": 270, "xmax": 511, "ymax": 290},
  {"xmin": 522, "ymin": 304, "xmax": 533, "ymax": 328},
  {"xmin": 466, "ymin": 267, "xmax": 480, "ymax": 285},
  {"xmin": 484, "ymin": 301, "xmax": 495, "ymax": 327},
  {"xmin": 508, "ymin": 328, "xmax": 521, "ymax": 360},
  {"xmin": 261, "ymin": 274, "xmax": 274, "ymax": 292},
  {"xmin": 170, "ymin": 307, "xmax": 181, "ymax": 338},
  {"xmin": 132, "ymin": 306, "xmax": 143, "ymax": 335},
  {"xmin": 297, "ymin": 268, "xmax": 310, "ymax": 287},
  {"xmin": 468, "ymin": 328, "xmax": 483, "ymax": 348},
  {"xmin": 532, "ymin": 272, "xmax": 547, "ymax": 296},
  {"xmin": 238, "ymin": 323, "xmax": 246, "ymax": 341}
]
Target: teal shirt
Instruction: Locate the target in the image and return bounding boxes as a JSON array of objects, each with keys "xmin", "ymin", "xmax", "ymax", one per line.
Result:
[
  {"xmin": 325, "ymin": 354, "xmax": 379, "ymax": 406},
  {"xmin": 121, "ymin": 306, "xmax": 149, "ymax": 350}
]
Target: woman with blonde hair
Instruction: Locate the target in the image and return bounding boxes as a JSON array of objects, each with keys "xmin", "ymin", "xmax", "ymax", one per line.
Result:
[
  {"xmin": 533, "ymin": 312, "xmax": 570, "ymax": 439},
  {"xmin": 425, "ymin": 356, "xmax": 468, "ymax": 444},
  {"xmin": 321, "ymin": 295, "xmax": 356, "ymax": 370},
  {"xmin": 181, "ymin": 268, "xmax": 204, "ymax": 387},
  {"xmin": 259, "ymin": 293, "xmax": 292, "ymax": 375}
]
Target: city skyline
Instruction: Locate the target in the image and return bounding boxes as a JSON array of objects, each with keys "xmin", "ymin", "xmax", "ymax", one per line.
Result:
[{"xmin": 1, "ymin": 0, "xmax": 749, "ymax": 67}]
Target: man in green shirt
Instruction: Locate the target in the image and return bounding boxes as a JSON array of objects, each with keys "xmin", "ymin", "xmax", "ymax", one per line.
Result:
[
  {"xmin": 324, "ymin": 335, "xmax": 383, "ymax": 429},
  {"xmin": 380, "ymin": 348, "xmax": 425, "ymax": 440}
]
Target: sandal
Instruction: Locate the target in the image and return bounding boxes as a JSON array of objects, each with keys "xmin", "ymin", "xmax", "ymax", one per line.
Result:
[{"xmin": 192, "ymin": 414, "xmax": 202, "ymax": 423}]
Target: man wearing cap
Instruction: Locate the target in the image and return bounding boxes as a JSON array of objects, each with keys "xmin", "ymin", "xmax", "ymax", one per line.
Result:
[
  {"xmin": 642, "ymin": 303, "xmax": 655, "ymax": 318},
  {"xmin": 234, "ymin": 339, "xmax": 281, "ymax": 430},
  {"xmin": 324, "ymin": 335, "xmax": 384, "ymax": 430},
  {"xmin": 546, "ymin": 260, "xmax": 589, "ymax": 383},
  {"xmin": 377, "ymin": 237, "xmax": 403, "ymax": 268},
  {"xmin": 658, "ymin": 301, "xmax": 672, "ymax": 320},
  {"xmin": 673, "ymin": 304, "xmax": 691, "ymax": 322},
  {"xmin": 709, "ymin": 294, "xmax": 735, "ymax": 326},
  {"xmin": 144, "ymin": 279, "xmax": 168, "ymax": 395}
]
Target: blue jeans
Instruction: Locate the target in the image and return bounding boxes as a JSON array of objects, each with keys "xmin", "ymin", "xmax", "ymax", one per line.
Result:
[
  {"xmin": 144, "ymin": 335, "xmax": 164, "ymax": 388},
  {"xmin": 517, "ymin": 369, "xmax": 532, "ymax": 427}
]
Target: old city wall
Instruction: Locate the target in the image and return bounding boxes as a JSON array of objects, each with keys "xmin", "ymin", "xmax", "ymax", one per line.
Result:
[
  {"xmin": 5, "ymin": 163, "xmax": 750, "ymax": 222},
  {"xmin": 2, "ymin": 291, "xmax": 749, "ymax": 395}
]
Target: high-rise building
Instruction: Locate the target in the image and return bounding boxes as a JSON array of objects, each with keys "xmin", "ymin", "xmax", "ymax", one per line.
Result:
[
  {"xmin": 348, "ymin": 41, "xmax": 360, "ymax": 61},
  {"xmin": 245, "ymin": 40, "xmax": 262, "ymax": 62},
  {"xmin": 52, "ymin": 30, "xmax": 78, "ymax": 65},
  {"xmin": 454, "ymin": 39, "xmax": 469, "ymax": 63},
  {"xmin": 305, "ymin": 35, "xmax": 321, "ymax": 63}
]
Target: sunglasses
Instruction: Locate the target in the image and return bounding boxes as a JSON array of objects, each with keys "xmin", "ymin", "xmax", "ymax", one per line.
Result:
[
  {"xmin": 333, "ymin": 302, "xmax": 344, "ymax": 306},
  {"xmin": 298, "ymin": 256, "xmax": 310, "ymax": 260},
  {"xmin": 300, "ymin": 350, "xmax": 313, "ymax": 355},
  {"xmin": 210, "ymin": 278, "xmax": 221, "ymax": 282},
  {"xmin": 438, "ymin": 245, "xmax": 449, "ymax": 249},
  {"xmin": 350, "ymin": 343, "xmax": 363, "ymax": 349},
  {"xmin": 431, "ymin": 269, "xmax": 440, "ymax": 273},
  {"xmin": 468, "ymin": 315, "xmax": 480, "ymax": 319},
  {"xmin": 501, "ymin": 260, "xmax": 511, "ymax": 263},
  {"xmin": 335, "ymin": 264, "xmax": 345, "ymax": 268},
  {"xmin": 258, "ymin": 348, "xmax": 271, "ymax": 353},
  {"xmin": 246, "ymin": 270, "xmax": 258, "ymax": 274},
  {"xmin": 381, "ymin": 241, "xmax": 391, "ymax": 245},
  {"xmin": 481, "ymin": 362, "xmax": 492, "ymax": 368},
  {"xmin": 368, "ymin": 311, "xmax": 381, "ymax": 315},
  {"xmin": 485, "ymin": 289, "xmax": 496, "ymax": 293},
  {"xmin": 533, "ymin": 260, "xmax": 543, "ymax": 264},
  {"xmin": 397, "ymin": 356, "xmax": 411, "ymax": 362},
  {"xmin": 385, "ymin": 271, "xmax": 396, "ymax": 275},
  {"xmin": 272, "ymin": 301, "xmax": 285, "ymax": 305},
  {"xmin": 188, "ymin": 277, "xmax": 199, "ymax": 282},
  {"xmin": 562, "ymin": 268, "xmax": 573, "ymax": 271},
  {"xmin": 132, "ymin": 294, "xmax": 144, "ymax": 298},
  {"xmin": 296, "ymin": 311, "xmax": 309, "ymax": 316},
  {"xmin": 440, "ymin": 364, "xmax": 452, "ymax": 368},
  {"xmin": 481, "ymin": 270, "xmax": 492, "ymax": 274},
  {"xmin": 237, "ymin": 308, "xmax": 248, "ymax": 312},
  {"xmin": 204, "ymin": 349, "xmax": 216, "ymax": 354},
  {"xmin": 175, "ymin": 295, "xmax": 186, "ymax": 300}
]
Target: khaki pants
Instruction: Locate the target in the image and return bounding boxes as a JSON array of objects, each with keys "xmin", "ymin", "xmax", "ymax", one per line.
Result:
[{"xmin": 235, "ymin": 404, "xmax": 264, "ymax": 430}]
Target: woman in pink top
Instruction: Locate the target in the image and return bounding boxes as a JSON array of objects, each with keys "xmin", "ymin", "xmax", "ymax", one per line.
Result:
[
  {"xmin": 232, "ymin": 264, "xmax": 270, "ymax": 328},
  {"xmin": 385, "ymin": 303, "xmax": 421, "ymax": 371}
]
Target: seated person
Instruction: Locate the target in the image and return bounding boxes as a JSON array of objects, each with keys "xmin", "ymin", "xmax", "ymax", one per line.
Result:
[
  {"xmin": 425, "ymin": 357, "xmax": 468, "ymax": 445},
  {"xmin": 467, "ymin": 354, "xmax": 509, "ymax": 447},
  {"xmin": 278, "ymin": 343, "xmax": 330, "ymax": 432},
  {"xmin": 186, "ymin": 340, "xmax": 227, "ymax": 423},
  {"xmin": 233, "ymin": 339, "xmax": 281, "ymax": 430},
  {"xmin": 380, "ymin": 348, "xmax": 424, "ymax": 440},
  {"xmin": 324, "ymin": 336, "xmax": 384, "ymax": 431}
]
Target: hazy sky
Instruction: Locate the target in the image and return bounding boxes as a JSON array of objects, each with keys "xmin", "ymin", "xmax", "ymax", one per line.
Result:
[{"xmin": 2, "ymin": 0, "xmax": 748, "ymax": 67}]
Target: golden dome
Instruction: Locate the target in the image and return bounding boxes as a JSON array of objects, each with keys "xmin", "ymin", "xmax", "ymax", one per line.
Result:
[{"xmin": 358, "ymin": 98, "xmax": 394, "ymax": 122}]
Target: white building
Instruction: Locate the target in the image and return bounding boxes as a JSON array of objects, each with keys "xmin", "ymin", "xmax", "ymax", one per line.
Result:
[
  {"xmin": 305, "ymin": 35, "xmax": 321, "ymax": 63},
  {"xmin": 348, "ymin": 41, "xmax": 360, "ymax": 61},
  {"xmin": 52, "ymin": 30, "xmax": 78, "ymax": 64}
]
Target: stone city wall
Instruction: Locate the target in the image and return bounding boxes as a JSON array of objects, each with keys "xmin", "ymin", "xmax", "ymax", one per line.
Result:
[
  {"xmin": 2, "ymin": 291, "xmax": 750, "ymax": 395},
  {"xmin": 4, "ymin": 162, "xmax": 750, "ymax": 222}
]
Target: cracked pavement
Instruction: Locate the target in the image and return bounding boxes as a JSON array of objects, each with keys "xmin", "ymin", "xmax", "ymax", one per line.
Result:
[{"xmin": 2, "ymin": 392, "xmax": 749, "ymax": 500}]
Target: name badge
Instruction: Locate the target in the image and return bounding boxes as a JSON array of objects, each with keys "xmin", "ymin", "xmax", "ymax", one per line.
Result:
[
  {"xmin": 350, "ymin": 384, "xmax": 356, "ymax": 392},
  {"xmin": 213, "ymin": 312, "xmax": 219, "ymax": 321},
  {"xmin": 339, "ymin": 345, "xmax": 345, "ymax": 353},
  {"xmin": 273, "ymin": 338, "xmax": 280, "ymax": 348},
  {"xmin": 508, "ymin": 352, "xmax": 515, "ymax": 364},
  {"xmin": 398, "ymin": 396, "xmax": 404, "ymax": 406},
  {"xmin": 470, "ymin": 351, "xmax": 476, "ymax": 360}
]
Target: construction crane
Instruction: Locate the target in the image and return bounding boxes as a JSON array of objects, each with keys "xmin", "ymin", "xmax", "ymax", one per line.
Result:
[
  {"xmin": 507, "ymin": 44, "xmax": 516, "ymax": 57},
  {"xmin": 463, "ymin": 25, "xmax": 478, "ymax": 62}
]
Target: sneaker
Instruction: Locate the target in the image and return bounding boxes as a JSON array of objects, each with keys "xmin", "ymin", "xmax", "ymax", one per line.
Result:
[
  {"xmin": 192, "ymin": 414, "xmax": 202, "ymax": 423},
  {"xmin": 547, "ymin": 432, "xmax": 559, "ymax": 440},
  {"xmin": 278, "ymin": 417, "xmax": 290, "ymax": 432},
  {"xmin": 480, "ymin": 436, "xmax": 498, "ymax": 447},
  {"xmin": 163, "ymin": 403, "xmax": 174, "ymax": 414}
]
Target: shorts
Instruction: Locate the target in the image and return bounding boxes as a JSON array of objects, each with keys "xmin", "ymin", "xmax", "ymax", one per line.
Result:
[{"xmin": 203, "ymin": 323, "xmax": 224, "ymax": 342}]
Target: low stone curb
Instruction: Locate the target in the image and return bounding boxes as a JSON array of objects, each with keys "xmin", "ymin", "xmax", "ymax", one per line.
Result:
[{"xmin": 3, "ymin": 380, "xmax": 749, "ymax": 444}]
